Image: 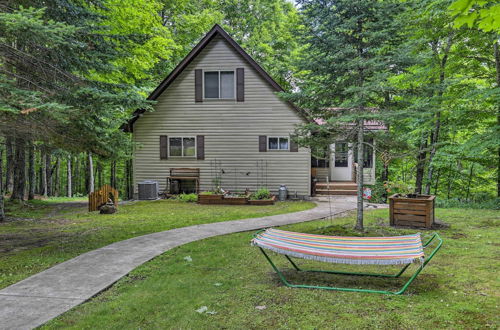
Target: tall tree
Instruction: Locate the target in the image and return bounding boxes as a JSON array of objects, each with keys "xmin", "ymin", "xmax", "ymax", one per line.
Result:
[{"xmin": 289, "ymin": 0, "xmax": 405, "ymax": 230}]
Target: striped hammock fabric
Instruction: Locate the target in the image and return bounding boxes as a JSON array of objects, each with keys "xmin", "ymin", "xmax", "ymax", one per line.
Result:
[{"xmin": 252, "ymin": 229, "xmax": 424, "ymax": 265}]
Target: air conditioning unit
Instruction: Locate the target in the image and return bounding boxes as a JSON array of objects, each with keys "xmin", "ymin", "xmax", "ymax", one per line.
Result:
[{"xmin": 138, "ymin": 181, "xmax": 159, "ymax": 200}]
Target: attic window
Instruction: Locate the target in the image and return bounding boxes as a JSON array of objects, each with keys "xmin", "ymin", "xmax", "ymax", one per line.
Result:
[{"xmin": 204, "ymin": 71, "xmax": 235, "ymax": 99}]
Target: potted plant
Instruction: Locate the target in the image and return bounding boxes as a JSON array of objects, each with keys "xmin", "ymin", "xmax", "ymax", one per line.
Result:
[{"xmin": 248, "ymin": 188, "xmax": 275, "ymax": 205}]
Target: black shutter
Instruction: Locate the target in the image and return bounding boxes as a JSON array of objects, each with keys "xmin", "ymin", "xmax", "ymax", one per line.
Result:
[
  {"xmin": 160, "ymin": 135, "xmax": 168, "ymax": 159},
  {"xmin": 290, "ymin": 139, "xmax": 299, "ymax": 152},
  {"xmin": 195, "ymin": 69, "xmax": 203, "ymax": 102},
  {"xmin": 196, "ymin": 135, "xmax": 205, "ymax": 160},
  {"xmin": 236, "ymin": 68, "xmax": 244, "ymax": 102},
  {"xmin": 259, "ymin": 135, "xmax": 267, "ymax": 152}
]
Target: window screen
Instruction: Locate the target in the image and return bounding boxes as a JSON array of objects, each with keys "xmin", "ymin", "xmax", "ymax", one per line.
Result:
[
  {"xmin": 169, "ymin": 138, "xmax": 182, "ymax": 157},
  {"xmin": 220, "ymin": 71, "xmax": 234, "ymax": 98},
  {"xmin": 204, "ymin": 72, "xmax": 219, "ymax": 98}
]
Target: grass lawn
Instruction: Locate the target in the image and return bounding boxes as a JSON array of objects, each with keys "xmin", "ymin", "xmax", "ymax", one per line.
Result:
[
  {"xmin": 0, "ymin": 198, "xmax": 315, "ymax": 289},
  {"xmin": 43, "ymin": 208, "xmax": 499, "ymax": 329}
]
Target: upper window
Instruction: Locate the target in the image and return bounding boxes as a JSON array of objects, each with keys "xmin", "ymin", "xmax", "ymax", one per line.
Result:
[
  {"xmin": 169, "ymin": 137, "xmax": 196, "ymax": 157},
  {"xmin": 268, "ymin": 137, "xmax": 289, "ymax": 150},
  {"xmin": 204, "ymin": 71, "xmax": 235, "ymax": 99}
]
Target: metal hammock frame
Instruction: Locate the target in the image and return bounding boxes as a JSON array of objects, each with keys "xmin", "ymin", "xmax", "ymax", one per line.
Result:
[{"xmin": 254, "ymin": 231, "xmax": 442, "ymax": 295}]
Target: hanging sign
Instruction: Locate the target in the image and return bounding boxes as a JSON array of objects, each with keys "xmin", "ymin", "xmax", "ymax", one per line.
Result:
[{"xmin": 363, "ymin": 187, "xmax": 372, "ymax": 200}]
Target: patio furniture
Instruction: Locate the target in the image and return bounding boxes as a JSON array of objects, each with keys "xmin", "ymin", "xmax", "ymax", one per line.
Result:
[
  {"xmin": 167, "ymin": 168, "xmax": 200, "ymax": 194},
  {"xmin": 252, "ymin": 228, "xmax": 442, "ymax": 295}
]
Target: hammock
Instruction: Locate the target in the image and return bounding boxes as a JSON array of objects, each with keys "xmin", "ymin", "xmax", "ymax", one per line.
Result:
[
  {"xmin": 252, "ymin": 229, "xmax": 425, "ymax": 265},
  {"xmin": 252, "ymin": 228, "xmax": 442, "ymax": 295}
]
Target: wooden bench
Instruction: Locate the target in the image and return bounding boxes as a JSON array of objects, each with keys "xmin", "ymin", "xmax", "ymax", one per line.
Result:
[{"xmin": 167, "ymin": 168, "xmax": 200, "ymax": 194}]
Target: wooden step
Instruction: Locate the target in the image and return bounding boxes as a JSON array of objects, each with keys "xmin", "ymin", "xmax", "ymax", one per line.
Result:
[
  {"xmin": 316, "ymin": 184, "xmax": 357, "ymax": 191},
  {"xmin": 316, "ymin": 189, "xmax": 357, "ymax": 195}
]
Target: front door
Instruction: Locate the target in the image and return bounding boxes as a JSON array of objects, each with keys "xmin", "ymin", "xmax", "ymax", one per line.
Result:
[{"xmin": 330, "ymin": 142, "xmax": 353, "ymax": 181}]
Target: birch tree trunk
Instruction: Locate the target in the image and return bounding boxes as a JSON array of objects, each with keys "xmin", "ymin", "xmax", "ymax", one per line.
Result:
[
  {"xmin": 28, "ymin": 142, "xmax": 35, "ymax": 200},
  {"xmin": 67, "ymin": 156, "xmax": 72, "ymax": 197},
  {"xmin": 355, "ymin": 119, "xmax": 364, "ymax": 231},
  {"xmin": 88, "ymin": 152, "xmax": 94, "ymax": 193}
]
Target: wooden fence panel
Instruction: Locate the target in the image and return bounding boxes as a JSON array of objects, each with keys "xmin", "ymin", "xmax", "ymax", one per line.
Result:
[{"xmin": 88, "ymin": 184, "xmax": 119, "ymax": 212}]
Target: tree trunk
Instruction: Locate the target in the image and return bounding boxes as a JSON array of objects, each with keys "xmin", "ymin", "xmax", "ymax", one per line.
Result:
[
  {"xmin": 11, "ymin": 137, "xmax": 26, "ymax": 201},
  {"xmin": 110, "ymin": 160, "xmax": 117, "ymax": 189},
  {"xmin": 381, "ymin": 160, "xmax": 389, "ymax": 202},
  {"xmin": 5, "ymin": 136, "xmax": 14, "ymax": 192},
  {"xmin": 414, "ymin": 132, "xmax": 428, "ymax": 194},
  {"xmin": 355, "ymin": 119, "xmax": 364, "ymax": 231},
  {"xmin": 465, "ymin": 163, "xmax": 474, "ymax": 202},
  {"xmin": 28, "ymin": 142, "xmax": 35, "ymax": 200},
  {"xmin": 87, "ymin": 152, "xmax": 94, "ymax": 193},
  {"xmin": 433, "ymin": 169, "xmax": 440, "ymax": 196},
  {"xmin": 41, "ymin": 149, "xmax": 48, "ymax": 197},
  {"xmin": 97, "ymin": 159, "xmax": 103, "ymax": 189},
  {"xmin": 45, "ymin": 149, "xmax": 52, "ymax": 196},
  {"xmin": 125, "ymin": 158, "xmax": 133, "ymax": 200},
  {"xmin": 53, "ymin": 157, "xmax": 60, "ymax": 196},
  {"xmin": 67, "ymin": 156, "xmax": 72, "ymax": 197},
  {"xmin": 0, "ymin": 146, "xmax": 4, "ymax": 221},
  {"xmin": 73, "ymin": 155, "xmax": 79, "ymax": 195},
  {"xmin": 494, "ymin": 42, "xmax": 500, "ymax": 198}
]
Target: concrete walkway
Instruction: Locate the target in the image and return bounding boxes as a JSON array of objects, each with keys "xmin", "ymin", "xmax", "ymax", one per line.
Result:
[{"xmin": 0, "ymin": 197, "xmax": 357, "ymax": 330}]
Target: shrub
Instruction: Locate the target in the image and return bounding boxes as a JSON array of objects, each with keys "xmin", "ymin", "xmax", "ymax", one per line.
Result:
[
  {"xmin": 175, "ymin": 193, "xmax": 198, "ymax": 203},
  {"xmin": 250, "ymin": 188, "xmax": 271, "ymax": 200},
  {"xmin": 435, "ymin": 198, "xmax": 499, "ymax": 210}
]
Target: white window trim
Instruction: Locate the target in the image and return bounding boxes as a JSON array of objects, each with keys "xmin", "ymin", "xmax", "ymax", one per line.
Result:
[
  {"xmin": 168, "ymin": 136, "xmax": 197, "ymax": 158},
  {"xmin": 268, "ymin": 136, "xmax": 290, "ymax": 151},
  {"xmin": 203, "ymin": 70, "xmax": 236, "ymax": 100}
]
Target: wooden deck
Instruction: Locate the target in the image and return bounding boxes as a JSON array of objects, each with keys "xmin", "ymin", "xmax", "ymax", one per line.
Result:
[{"xmin": 314, "ymin": 181, "xmax": 357, "ymax": 196}]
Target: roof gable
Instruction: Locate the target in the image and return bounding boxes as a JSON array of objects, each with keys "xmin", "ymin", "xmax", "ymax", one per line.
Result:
[{"xmin": 123, "ymin": 24, "xmax": 308, "ymax": 131}]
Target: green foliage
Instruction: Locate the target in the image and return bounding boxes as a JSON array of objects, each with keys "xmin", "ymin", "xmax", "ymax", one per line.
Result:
[
  {"xmin": 435, "ymin": 197, "xmax": 500, "ymax": 209},
  {"xmin": 199, "ymin": 191, "xmax": 214, "ymax": 195},
  {"xmin": 174, "ymin": 193, "xmax": 198, "ymax": 203},
  {"xmin": 250, "ymin": 188, "xmax": 272, "ymax": 200},
  {"xmin": 449, "ymin": 0, "xmax": 500, "ymax": 32}
]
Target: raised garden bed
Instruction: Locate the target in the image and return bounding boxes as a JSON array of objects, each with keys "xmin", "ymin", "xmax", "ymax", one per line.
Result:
[
  {"xmin": 389, "ymin": 194, "xmax": 435, "ymax": 228},
  {"xmin": 198, "ymin": 194, "xmax": 248, "ymax": 205},
  {"xmin": 248, "ymin": 196, "xmax": 276, "ymax": 205},
  {"xmin": 198, "ymin": 194, "xmax": 224, "ymax": 204}
]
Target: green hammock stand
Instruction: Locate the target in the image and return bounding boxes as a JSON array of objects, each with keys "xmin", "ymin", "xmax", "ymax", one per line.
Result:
[{"xmin": 252, "ymin": 230, "xmax": 442, "ymax": 295}]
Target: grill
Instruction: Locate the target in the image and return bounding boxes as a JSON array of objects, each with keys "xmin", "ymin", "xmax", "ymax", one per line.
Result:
[{"xmin": 138, "ymin": 181, "xmax": 159, "ymax": 200}]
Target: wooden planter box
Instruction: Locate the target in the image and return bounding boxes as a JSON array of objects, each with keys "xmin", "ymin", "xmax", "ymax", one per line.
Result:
[
  {"xmin": 198, "ymin": 195, "xmax": 248, "ymax": 205},
  {"xmin": 389, "ymin": 194, "xmax": 435, "ymax": 228},
  {"xmin": 198, "ymin": 194, "xmax": 224, "ymax": 204},
  {"xmin": 248, "ymin": 195, "xmax": 276, "ymax": 205},
  {"xmin": 222, "ymin": 197, "xmax": 248, "ymax": 205}
]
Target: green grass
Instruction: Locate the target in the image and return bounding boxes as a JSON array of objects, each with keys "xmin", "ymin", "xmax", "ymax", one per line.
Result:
[
  {"xmin": 0, "ymin": 199, "xmax": 315, "ymax": 289},
  {"xmin": 43, "ymin": 208, "xmax": 499, "ymax": 329}
]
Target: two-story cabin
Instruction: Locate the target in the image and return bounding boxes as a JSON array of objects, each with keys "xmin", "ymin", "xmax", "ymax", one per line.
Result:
[{"xmin": 124, "ymin": 24, "xmax": 378, "ymax": 198}]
